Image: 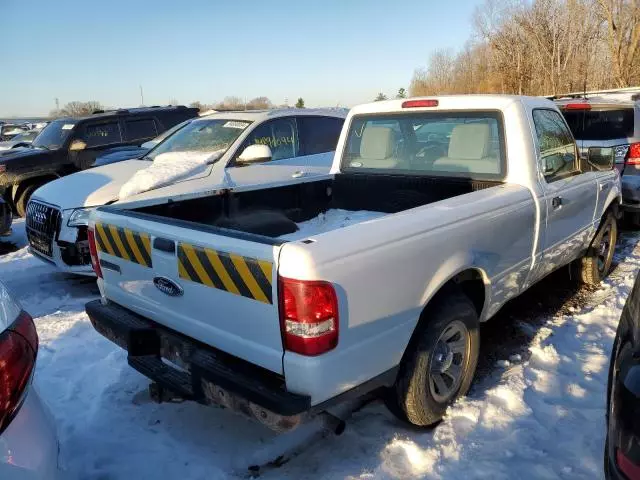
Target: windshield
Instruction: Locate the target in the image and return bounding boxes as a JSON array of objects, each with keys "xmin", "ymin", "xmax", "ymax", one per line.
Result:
[
  {"xmin": 32, "ymin": 119, "xmax": 76, "ymax": 149},
  {"xmin": 342, "ymin": 112, "xmax": 505, "ymax": 178},
  {"xmin": 153, "ymin": 119, "xmax": 191, "ymax": 145},
  {"xmin": 11, "ymin": 131, "xmax": 37, "ymax": 142},
  {"xmin": 562, "ymin": 107, "xmax": 635, "ymax": 140},
  {"xmin": 146, "ymin": 118, "xmax": 251, "ymax": 161}
]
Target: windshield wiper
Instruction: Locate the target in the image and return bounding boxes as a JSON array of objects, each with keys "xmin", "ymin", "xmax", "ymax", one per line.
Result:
[{"xmin": 140, "ymin": 155, "xmax": 153, "ymax": 161}]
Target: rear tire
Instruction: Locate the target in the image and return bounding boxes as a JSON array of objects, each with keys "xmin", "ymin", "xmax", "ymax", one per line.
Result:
[
  {"xmin": 388, "ymin": 289, "xmax": 480, "ymax": 426},
  {"xmin": 576, "ymin": 213, "xmax": 617, "ymax": 285},
  {"xmin": 14, "ymin": 183, "xmax": 39, "ymax": 218}
]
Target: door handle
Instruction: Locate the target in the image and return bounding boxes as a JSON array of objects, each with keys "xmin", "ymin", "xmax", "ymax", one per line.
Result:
[
  {"xmin": 552, "ymin": 196, "xmax": 563, "ymax": 209},
  {"xmin": 599, "ymin": 182, "xmax": 611, "ymax": 191},
  {"xmin": 292, "ymin": 170, "xmax": 304, "ymax": 178}
]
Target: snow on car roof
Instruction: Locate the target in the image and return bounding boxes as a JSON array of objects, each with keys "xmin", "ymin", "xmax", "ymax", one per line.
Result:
[{"xmin": 190, "ymin": 107, "xmax": 348, "ymax": 123}]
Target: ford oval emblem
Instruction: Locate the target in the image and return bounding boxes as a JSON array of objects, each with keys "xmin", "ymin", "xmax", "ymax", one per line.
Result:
[{"xmin": 153, "ymin": 276, "xmax": 184, "ymax": 297}]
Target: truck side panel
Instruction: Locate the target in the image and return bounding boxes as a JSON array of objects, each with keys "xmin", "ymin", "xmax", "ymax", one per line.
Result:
[{"xmin": 278, "ymin": 185, "xmax": 537, "ymax": 404}]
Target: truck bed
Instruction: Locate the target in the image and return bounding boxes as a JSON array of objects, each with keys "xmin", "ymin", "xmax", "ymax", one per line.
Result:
[{"xmin": 128, "ymin": 173, "xmax": 502, "ymax": 239}]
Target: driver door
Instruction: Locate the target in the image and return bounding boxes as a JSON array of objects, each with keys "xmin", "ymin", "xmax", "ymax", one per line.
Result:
[{"xmin": 534, "ymin": 109, "xmax": 598, "ymax": 273}]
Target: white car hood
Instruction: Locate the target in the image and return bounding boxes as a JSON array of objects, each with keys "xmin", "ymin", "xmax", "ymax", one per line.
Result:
[{"xmin": 32, "ymin": 160, "xmax": 150, "ymax": 209}]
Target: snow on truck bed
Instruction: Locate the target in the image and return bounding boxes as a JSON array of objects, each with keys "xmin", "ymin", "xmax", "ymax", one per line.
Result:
[
  {"xmin": 280, "ymin": 209, "xmax": 387, "ymax": 241},
  {"xmin": 1, "ymin": 219, "xmax": 638, "ymax": 479}
]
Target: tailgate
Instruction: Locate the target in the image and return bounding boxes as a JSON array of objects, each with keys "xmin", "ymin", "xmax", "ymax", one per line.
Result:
[{"xmin": 91, "ymin": 208, "xmax": 285, "ymax": 374}]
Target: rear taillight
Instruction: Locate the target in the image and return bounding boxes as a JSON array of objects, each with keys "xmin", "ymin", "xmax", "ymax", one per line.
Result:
[
  {"xmin": 0, "ymin": 311, "xmax": 37, "ymax": 434},
  {"xmin": 627, "ymin": 143, "xmax": 640, "ymax": 166},
  {"xmin": 88, "ymin": 227, "xmax": 102, "ymax": 278},
  {"xmin": 617, "ymin": 449, "xmax": 640, "ymax": 479},
  {"xmin": 278, "ymin": 277, "xmax": 339, "ymax": 356}
]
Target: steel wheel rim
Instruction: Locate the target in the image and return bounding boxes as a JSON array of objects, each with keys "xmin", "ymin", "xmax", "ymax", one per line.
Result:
[
  {"xmin": 597, "ymin": 223, "xmax": 613, "ymax": 273},
  {"xmin": 429, "ymin": 320, "xmax": 470, "ymax": 403}
]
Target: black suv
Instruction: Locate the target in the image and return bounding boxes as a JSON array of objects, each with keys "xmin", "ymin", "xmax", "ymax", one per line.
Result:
[{"xmin": 0, "ymin": 106, "xmax": 199, "ymax": 216}]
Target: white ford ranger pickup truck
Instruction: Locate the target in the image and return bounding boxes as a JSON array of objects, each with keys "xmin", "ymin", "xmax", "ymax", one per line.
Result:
[{"xmin": 84, "ymin": 95, "xmax": 621, "ymax": 431}]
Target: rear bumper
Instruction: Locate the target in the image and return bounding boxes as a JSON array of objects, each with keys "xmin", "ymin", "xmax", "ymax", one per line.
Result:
[{"xmin": 85, "ymin": 299, "xmax": 312, "ymax": 431}]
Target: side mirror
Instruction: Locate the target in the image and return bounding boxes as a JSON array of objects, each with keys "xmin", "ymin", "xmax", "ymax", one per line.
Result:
[
  {"xmin": 587, "ymin": 147, "xmax": 615, "ymax": 171},
  {"xmin": 69, "ymin": 139, "xmax": 87, "ymax": 151},
  {"xmin": 236, "ymin": 144, "xmax": 272, "ymax": 165}
]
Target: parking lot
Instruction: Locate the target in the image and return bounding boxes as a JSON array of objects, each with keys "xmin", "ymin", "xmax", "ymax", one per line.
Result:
[{"xmin": 1, "ymin": 219, "xmax": 636, "ymax": 479}]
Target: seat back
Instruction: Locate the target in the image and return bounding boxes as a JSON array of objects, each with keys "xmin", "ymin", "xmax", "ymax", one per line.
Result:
[
  {"xmin": 357, "ymin": 126, "xmax": 405, "ymax": 169},
  {"xmin": 432, "ymin": 123, "xmax": 499, "ymax": 174}
]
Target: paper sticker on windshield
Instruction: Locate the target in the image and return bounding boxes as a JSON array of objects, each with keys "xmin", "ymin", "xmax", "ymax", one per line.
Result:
[
  {"xmin": 223, "ymin": 121, "xmax": 249, "ymax": 129},
  {"xmin": 61, "ymin": 124, "xmax": 75, "ymax": 130}
]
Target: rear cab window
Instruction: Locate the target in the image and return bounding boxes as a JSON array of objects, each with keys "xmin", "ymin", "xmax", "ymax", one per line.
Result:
[{"xmin": 341, "ymin": 111, "xmax": 506, "ymax": 179}]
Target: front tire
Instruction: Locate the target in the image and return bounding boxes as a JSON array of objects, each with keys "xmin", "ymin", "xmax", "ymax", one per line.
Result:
[
  {"xmin": 14, "ymin": 183, "xmax": 39, "ymax": 218},
  {"xmin": 576, "ymin": 213, "xmax": 617, "ymax": 285},
  {"xmin": 388, "ymin": 289, "xmax": 480, "ymax": 426}
]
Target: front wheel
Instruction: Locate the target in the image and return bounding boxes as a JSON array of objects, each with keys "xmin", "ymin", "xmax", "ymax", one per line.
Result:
[
  {"xmin": 14, "ymin": 183, "xmax": 40, "ymax": 218},
  {"xmin": 575, "ymin": 213, "xmax": 617, "ymax": 285},
  {"xmin": 387, "ymin": 290, "xmax": 480, "ymax": 426}
]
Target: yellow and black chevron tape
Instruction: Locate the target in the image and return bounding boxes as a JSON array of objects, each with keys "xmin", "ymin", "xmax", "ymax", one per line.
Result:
[
  {"xmin": 94, "ymin": 223, "xmax": 152, "ymax": 268},
  {"xmin": 177, "ymin": 242, "xmax": 273, "ymax": 304}
]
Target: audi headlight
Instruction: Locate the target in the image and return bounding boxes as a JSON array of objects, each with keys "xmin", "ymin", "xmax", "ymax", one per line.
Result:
[{"xmin": 67, "ymin": 208, "xmax": 94, "ymax": 227}]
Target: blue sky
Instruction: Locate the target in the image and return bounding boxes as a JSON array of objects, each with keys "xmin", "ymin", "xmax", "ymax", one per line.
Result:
[{"xmin": 0, "ymin": 0, "xmax": 482, "ymax": 117}]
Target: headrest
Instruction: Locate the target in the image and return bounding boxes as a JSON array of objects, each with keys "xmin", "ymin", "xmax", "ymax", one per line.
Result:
[
  {"xmin": 448, "ymin": 124, "xmax": 491, "ymax": 160},
  {"xmin": 360, "ymin": 126, "xmax": 395, "ymax": 160}
]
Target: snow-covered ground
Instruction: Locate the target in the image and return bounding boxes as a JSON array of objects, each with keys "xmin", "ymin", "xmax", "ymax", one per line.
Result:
[{"xmin": 1, "ymin": 220, "xmax": 638, "ymax": 479}]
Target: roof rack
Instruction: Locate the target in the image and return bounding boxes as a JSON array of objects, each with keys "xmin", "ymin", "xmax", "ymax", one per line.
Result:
[{"xmin": 546, "ymin": 86, "xmax": 640, "ymax": 100}]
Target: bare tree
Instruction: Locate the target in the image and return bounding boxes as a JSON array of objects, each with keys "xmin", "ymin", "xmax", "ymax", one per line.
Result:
[
  {"xmin": 596, "ymin": 0, "xmax": 640, "ymax": 86},
  {"xmin": 50, "ymin": 101, "xmax": 104, "ymax": 118},
  {"xmin": 410, "ymin": 0, "xmax": 635, "ymax": 97},
  {"xmin": 246, "ymin": 97, "xmax": 272, "ymax": 110},
  {"xmin": 214, "ymin": 96, "xmax": 245, "ymax": 111}
]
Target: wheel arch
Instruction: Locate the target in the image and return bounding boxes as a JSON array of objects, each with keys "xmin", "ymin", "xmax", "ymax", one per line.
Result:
[
  {"xmin": 400, "ymin": 263, "xmax": 490, "ymax": 362},
  {"xmin": 11, "ymin": 173, "xmax": 60, "ymax": 203}
]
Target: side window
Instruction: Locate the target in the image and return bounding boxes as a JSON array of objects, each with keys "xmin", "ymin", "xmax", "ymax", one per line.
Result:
[
  {"xmin": 124, "ymin": 118, "xmax": 158, "ymax": 141},
  {"xmin": 298, "ymin": 116, "xmax": 345, "ymax": 155},
  {"xmin": 239, "ymin": 118, "xmax": 298, "ymax": 161},
  {"xmin": 532, "ymin": 109, "xmax": 578, "ymax": 182},
  {"xmin": 82, "ymin": 122, "xmax": 122, "ymax": 147}
]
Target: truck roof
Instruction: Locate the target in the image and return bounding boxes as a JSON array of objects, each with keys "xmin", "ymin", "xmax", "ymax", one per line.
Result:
[
  {"xmin": 189, "ymin": 108, "xmax": 349, "ymax": 123},
  {"xmin": 348, "ymin": 95, "xmax": 557, "ymax": 115},
  {"xmin": 554, "ymin": 97, "xmax": 638, "ymax": 109}
]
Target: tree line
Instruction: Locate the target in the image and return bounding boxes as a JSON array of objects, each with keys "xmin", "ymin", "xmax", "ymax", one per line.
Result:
[
  {"xmin": 48, "ymin": 96, "xmax": 309, "ymax": 119},
  {"xmin": 410, "ymin": 0, "xmax": 640, "ymax": 97}
]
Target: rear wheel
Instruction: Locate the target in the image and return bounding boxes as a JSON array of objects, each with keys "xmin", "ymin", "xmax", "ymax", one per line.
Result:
[
  {"xmin": 14, "ymin": 183, "xmax": 40, "ymax": 218},
  {"xmin": 576, "ymin": 213, "xmax": 617, "ymax": 285},
  {"xmin": 388, "ymin": 290, "xmax": 480, "ymax": 426}
]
